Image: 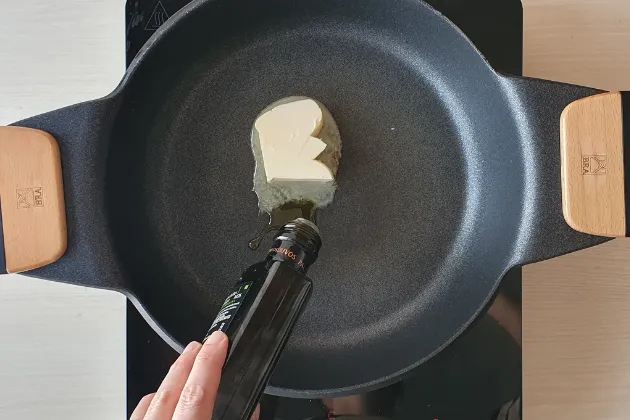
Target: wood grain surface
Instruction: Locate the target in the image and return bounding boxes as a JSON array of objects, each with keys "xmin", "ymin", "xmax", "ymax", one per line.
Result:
[
  {"xmin": 560, "ymin": 92, "xmax": 625, "ymax": 237},
  {"xmin": 523, "ymin": 0, "xmax": 630, "ymax": 419},
  {"xmin": 0, "ymin": 127, "xmax": 67, "ymax": 273}
]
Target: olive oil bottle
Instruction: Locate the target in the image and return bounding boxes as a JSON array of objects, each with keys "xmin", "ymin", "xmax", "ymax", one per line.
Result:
[{"xmin": 206, "ymin": 218, "xmax": 322, "ymax": 420}]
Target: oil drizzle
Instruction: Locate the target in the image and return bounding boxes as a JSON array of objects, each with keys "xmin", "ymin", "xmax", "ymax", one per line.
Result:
[{"xmin": 248, "ymin": 201, "xmax": 317, "ymax": 250}]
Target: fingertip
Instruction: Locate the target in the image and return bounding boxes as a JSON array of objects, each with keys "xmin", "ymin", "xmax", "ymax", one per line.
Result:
[
  {"xmin": 141, "ymin": 392, "xmax": 156, "ymax": 401},
  {"xmin": 183, "ymin": 341, "xmax": 202, "ymax": 353},
  {"xmin": 195, "ymin": 331, "xmax": 228, "ymax": 365},
  {"xmin": 130, "ymin": 393, "xmax": 155, "ymax": 420},
  {"xmin": 203, "ymin": 331, "xmax": 228, "ymax": 346}
]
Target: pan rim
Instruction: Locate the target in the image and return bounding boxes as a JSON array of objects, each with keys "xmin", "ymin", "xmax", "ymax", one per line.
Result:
[
  {"xmin": 108, "ymin": 0, "xmax": 500, "ymax": 103},
  {"xmin": 105, "ymin": 0, "xmax": 515, "ymax": 399}
]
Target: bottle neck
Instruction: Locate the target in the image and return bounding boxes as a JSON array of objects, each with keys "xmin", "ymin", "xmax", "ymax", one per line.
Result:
[
  {"xmin": 266, "ymin": 238, "xmax": 316, "ymax": 274},
  {"xmin": 265, "ymin": 219, "xmax": 321, "ymax": 274}
]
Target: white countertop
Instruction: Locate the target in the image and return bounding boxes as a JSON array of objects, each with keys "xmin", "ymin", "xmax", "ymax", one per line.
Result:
[
  {"xmin": 0, "ymin": 1, "xmax": 126, "ymax": 419},
  {"xmin": 2, "ymin": 0, "xmax": 630, "ymax": 419}
]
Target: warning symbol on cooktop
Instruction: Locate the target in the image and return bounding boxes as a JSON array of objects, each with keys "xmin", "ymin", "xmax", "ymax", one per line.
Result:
[
  {"xmin": 582, "ymin": 155, "xmax": 607, "ymax": 175},
  {"xmin": 145, "ymin": 1, "xmax": 170, "ymax": 31}
]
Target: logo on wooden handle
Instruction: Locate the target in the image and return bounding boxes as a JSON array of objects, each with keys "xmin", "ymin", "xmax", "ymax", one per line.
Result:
[
  {"xmin": 582, "ymin": 155, "xmax": 607, "ymax": 175},
  {"xmin": 16, "ymin": 187, "xmax": 44, "ymax": 208}
]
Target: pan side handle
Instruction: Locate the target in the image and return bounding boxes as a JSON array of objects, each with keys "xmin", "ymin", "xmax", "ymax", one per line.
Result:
[
  {"xmin": 499, "ymin": 75, "xmax": 610, "ymax": 267},
  {"xmin": 0, "ymin": 127, "xmax": 66, "ymax": 274},
  {"xmin": 560, "ymin": 92, "xmax": 630, "ymax": 238},
  {"xmin": 6, "ymin": 96, "xmax": 129, "ymax": 291}
]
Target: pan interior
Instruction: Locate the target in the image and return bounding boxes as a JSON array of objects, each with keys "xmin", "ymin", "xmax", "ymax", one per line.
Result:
[{"xmin": 106, "ymin": 0, "xmax": 524, "ymax": 396}]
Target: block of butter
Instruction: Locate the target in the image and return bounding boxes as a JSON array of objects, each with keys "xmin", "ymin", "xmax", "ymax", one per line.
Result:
[
  {"xmin": 251, "ymin": 97, "xmax": 341, "ymax": 213},
  {"xmin": 254, "ymin": 99, "xmax": 333, "ymax": 183}
]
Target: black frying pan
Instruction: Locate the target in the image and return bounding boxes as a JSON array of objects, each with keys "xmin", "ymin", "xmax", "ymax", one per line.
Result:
[{"xmin": 9, "ymin": 0, "xmax": 609, "ymax": 398}]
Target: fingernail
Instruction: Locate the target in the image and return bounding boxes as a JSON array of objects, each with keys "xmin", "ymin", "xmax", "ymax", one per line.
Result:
[
  {"xmin": 183, "ymin": 341, "xmax": 200, "ymax": 353},
  {"xmin": 204, "ymin": 331, "xmax": 227, "ymax": 346}
]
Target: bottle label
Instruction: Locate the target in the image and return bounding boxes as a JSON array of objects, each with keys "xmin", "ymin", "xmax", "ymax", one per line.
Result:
[
  {"xmin": 204, "ymin": 282, "xmax": 253, "ymax": 340},
  {"xmin": 268, "ymin": 240, "xmax": 314, "ymax": 272}
]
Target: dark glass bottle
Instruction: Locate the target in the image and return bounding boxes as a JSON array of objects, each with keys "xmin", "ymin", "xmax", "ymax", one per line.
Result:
[{"xmin": 205, "ymin": 218, "xmax": 322, "ymax": 420}]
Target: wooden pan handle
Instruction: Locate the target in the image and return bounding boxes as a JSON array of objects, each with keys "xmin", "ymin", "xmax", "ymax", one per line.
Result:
[
  {"xmin": 0, "ymin": 127, "xmax": 67, "ymax": 273},
  {"xmin": 560, "ymin": 92, "xmax": 630, "ymax": 237}
]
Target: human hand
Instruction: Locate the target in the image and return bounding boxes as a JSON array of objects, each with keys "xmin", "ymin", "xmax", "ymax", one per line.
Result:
[{"xmin": 130, "ymin": 331, "xmax": 260, "ymax": 420}]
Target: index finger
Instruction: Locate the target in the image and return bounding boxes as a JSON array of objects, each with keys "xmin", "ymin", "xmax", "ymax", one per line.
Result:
[{"xmin": 172, "ymin": 331, "xmax": 228, "ymax": 420}]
